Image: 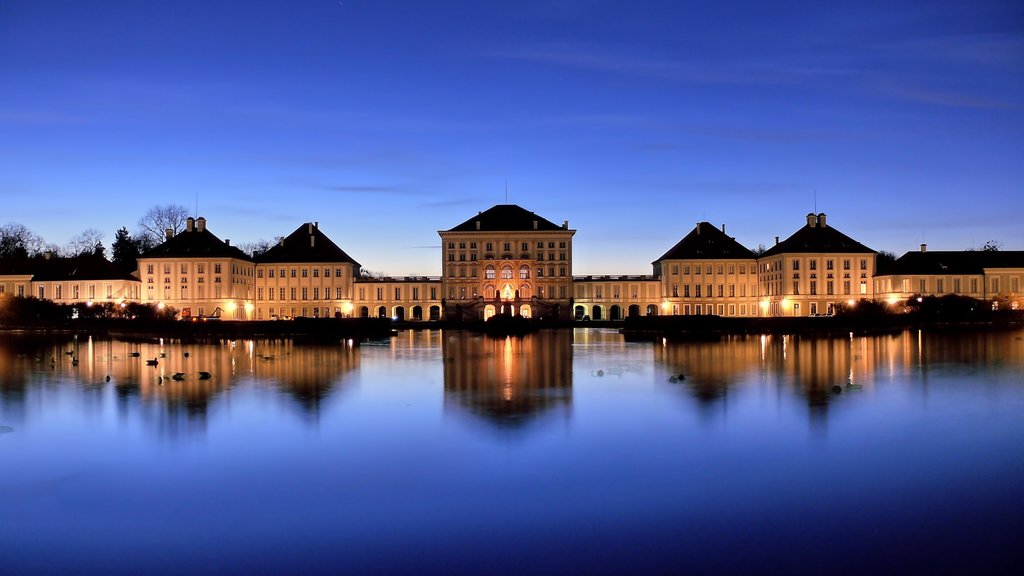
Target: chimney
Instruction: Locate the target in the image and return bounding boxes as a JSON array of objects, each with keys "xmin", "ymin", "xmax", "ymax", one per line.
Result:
[
  {"xmin": 311, "ymin": 235, "xmax": 316, "ymax": 248},
  {"xmin": 279, "ymin": 238, "xmax": 285, "ymax": 247},
  {"xmin": 186, "ymin": 217, "xmax": 195, "ymax": 232},
  {"xmin": 532, "ymin": 220, "xmax": 538, "ymax": 230},
  {"xmin": 196, "ymin": 217, "xmax": 206, "ymax": 232},
  {"xmin": 308, "ymin": 222, "xmax": 313, "ymax": 234},
  {"xmin": 563, "ymin": 220, "xmax": 569, "ymax": 229},
  {"xmin": 165, "ymin": 228, "xmax": 174, "ymax": 240},
  {"xmin": 225, "ymin": 239, "xmax": 230, "ymax": 246},
  {"xmin": 314, "ymin": 221, "xmax": 318, "ymax": 229},
  {"xmin": 475, "ymin": 220, "xmax": 480, "ymax": 230},
  {"xmin": 920, "ymin": 243, "xmax": 927, "ymax": 253},
  {"xmin": 696, "ymin": 222, "xmax": 701, "ymax": 235},
  {"xmin": 806, "ymin": 213, "xmax": 816, "ymax": 227},
  {"xmin": 775, "ymin": 236, "xmax": 780, "ymax": 245},
  {"xmin": 817, "ymin": 213, "xmax": 827, "ymax": 228},
  {"xmin": 44, "ymin": 250, "xmax": 52, "ymax": 260},
  {"xmin": 721, "ymin": 224, "xmax": 726, "ymax": 234}
]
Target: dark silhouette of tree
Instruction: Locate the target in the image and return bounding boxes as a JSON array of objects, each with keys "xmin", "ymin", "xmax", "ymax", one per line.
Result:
[
  {"xmin": 752, "ymin": 244, "xmax": 767, "ymax": 256},
  {"xmin": 0, "ymin": 223, "xmax": 46, "ymax": 259},
  {"xmin": 982, "ymin": 240, "xmax": 1001, "ymax": 252},
  {"xmin": 137, "ymin": 204, "xmax": 190, "ymax": 246},
  {"xmin": 111, "ymin": 227, "xmax": 144, "ymax": 272},
  {"xmin": 237, "ymin": 237, "xmax": 281, "ymax": 259},
  {"xmin": 63, "ymin": 228, "xmax": 105, "ymax": 257},
  {"xmin": 876, "ymin": 250, "xmax": 898, "ymax": 270}
]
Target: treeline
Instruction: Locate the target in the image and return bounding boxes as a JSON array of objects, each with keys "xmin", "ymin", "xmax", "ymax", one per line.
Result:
[
  {"xmin": 0, "ymin": 295, "xmax": 177, "ymax": 326},
  {"xmin": 1, "ymin": 204, "xmax": 280, "ymax": 273}
]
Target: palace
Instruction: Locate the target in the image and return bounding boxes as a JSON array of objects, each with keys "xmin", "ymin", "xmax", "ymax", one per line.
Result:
[{"xmin": 2, "ymin": 204, "xmax": 1022, "ymax": 318}]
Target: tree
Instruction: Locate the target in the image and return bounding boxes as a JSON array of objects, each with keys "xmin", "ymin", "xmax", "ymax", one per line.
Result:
[
  {"xmin": 751, "ymin": 244, "xmax": 767, "ymax": 257},
  {"xmin": 63, "ymin": 228, "xmax": 105, "ymax": 257},
  {"xmin": 237, "ymin": 237, "xmax": 282, "ymax": 259},
  {"xmin": 137, "ymin": 204, "xmax": 190, "ymax": 246},
  {"xmin": 982, "ymin": 240, "xmax": 1001, "ymax": 252},
  {"xmin": 0, "ymin": 223, "xmax": 46, "ymax": 259},
  {"xmin": 112, "ymin": 227, "xmax": 143, "ymax": 272}
]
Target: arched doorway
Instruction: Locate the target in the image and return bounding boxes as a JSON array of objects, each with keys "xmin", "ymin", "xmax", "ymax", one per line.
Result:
[
  {"xmin": 412, "ymin": 306, "xmax": 422, "ymax": 321},
  {"xmin": 610, "ymin": 305, "xmax": 621, "ymax": 320},
  {"xmin": 520, "ymin": 304, "xmax": 531, "ymax": 318},
  {"xmin": 575, "ymin": 305, "xmax": 586, "ymax": 320},
  {"xmin": 592, "ymin": 305, "xmax": 603, "ymax": 320},
  {"xmin": 429, "ymin": 305, "xmax": 441, "ymax": 320},
  {"xmin": 628, "ymin": 304, "xmax": 640, "ymax": 317},
  {"xmin": 394, "ymin": 306, "xmax": 405, "ymax": 321},
  {"xmin": 360, "ymin": 306, "xmax": 369, "ymax": 318},
  {"xmin": 647, "ymin": 304, "xmax": 658, "ymax": 316},
  {"xmin": 484, "ymin": 305, "xmax": 496, "ymax": 320},
  {"xmin": 377, "ymin": 306, "xmax": 387, "ymax": 318}
]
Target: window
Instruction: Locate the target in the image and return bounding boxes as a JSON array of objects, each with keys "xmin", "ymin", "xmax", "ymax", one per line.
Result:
[
  {"xmin": 684, "ymin": 285, "xmax": 690, "ymax": 297},
  {"xmin": 290, "ymin": 269, "xmax": 297, "ymax": 278},
  {"xmin": 214, "ymin": 264, "xmax": 222, "ymax": 274},
  {"xmin": 291, "ymin": 287, "xmax": 298, "ymax": 300},
  {"xmin": 313, "ymin": 268, "xmax": 319, "ymax": 278},
  {"xmin": 672, "ymin": 265, "xmax": 679, "ymax": 275},
  {"xmin": 937, "ymin": 279, "xmax": 945, "ymax": 294},
  {"xmin": 827, "ymin": 280, "xmax": 834, "ymax": 295},
  {"xmin": 793, "ymin": 260, "xmax": 800, "ymax": 271},
  {"xmin": 520, "ymin": 267, "xmax": 529, "ymax": 279},
  {"xmin": 485, "ymin": 267, "xmax": 496, "ymax": 279},
  {"xmin": 695, "ymin": 285, "xmax": 701, "ymax": 297},
  {"xmin": 302, "ymin": 269, "xmax": 308, "ymax": 278},
  {"xmin": 684, "ymin": 265, "xmax": 690, "ymax": 275},
  {"xmin": 501, "ymin": 267, "xmax": 513, "ymax": 280},
  {"xmin": 279, "ymin": 287, "xmax": 285, "ymax": 300},
  {"xmin": 860, "ymin": 259, "xmax": 867, "ymax": 270},
  {"xmin": 146, "ymin": 264, "xmax": 154, "ymax": 274},
  {"xmin": 809, "ymin": 260, "xmax": 817, "ymax": 271},
  {"xmin": 826, "ymin": 260, "xmax": 834, "ymax": 271},
  {"xmin": 257, "ymin": 269, "xmax": 263, "ymax": 278},
  {"xmin": 313, "ymin": 288, "xmax": 319, "ymax": 300},
  {"xmin": 672, "ymin": 284, "xmax": 679, "ymax": 297},
  {"xmin": 717, "ymin": 285, "xmax": 723, "ymax": 297},
  {"xmin": 810, "ymin": 281, "xmax": 817, "ymax": 295},
  {"xmin": 844, "ymin": 280, "xmax": 851, "ymax": 294}
]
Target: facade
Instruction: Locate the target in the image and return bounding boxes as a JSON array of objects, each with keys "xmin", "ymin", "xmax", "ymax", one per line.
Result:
[
  {"xmin": 438, "ymin": 205, "xmax": 575, "ymax": 320},
  {"xmin": 353, "ymin": 276, "xmax": 443, "ymax": 321},
  {"xmin": 758, "ymin": 213, "xmax": 876, "ymax": 317},
  {"xmin": 254, "ymin": 222, "xmax": 361, "ymax": 320},
  {"xmin": 137, "ymin": 217, "xmax": 256, "ymax": 320},
  {"xmin": 874, "ymin": 245, "xmax": 1024, "ymax": 310},
  {"xmin": 0, "ymin": 253, "xmax": 140, "ymax": 305},
  {"xmin": 652, "ymin": 222, "xmax": 760, "ymax": 317},
  {"xmin": 573, "ymin": 275, "xmax": 661, "ymax": 320},
  {"xmin": 10, "ymin": 204, "xmax": 1020, "ymax": 320}
]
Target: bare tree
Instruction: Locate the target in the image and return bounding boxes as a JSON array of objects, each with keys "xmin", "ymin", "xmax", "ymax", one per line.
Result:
[
  {"xmin": 137, "ymin": 204, "xmax": 190, "ymax": 246},
  {"xmin": 982, "ymin": 240, "xmax": 1002, "ymax": 252},
  {"xmin": 0, "ymin": 222, "xmax": 47, "ymax": 259},
  {"xmin": 63, "ymin": 228, "xmax": 105, "ymax": 257},
  {"xmin": 236, "ymin": 237, "xmax": 282, "ymax": 259}
]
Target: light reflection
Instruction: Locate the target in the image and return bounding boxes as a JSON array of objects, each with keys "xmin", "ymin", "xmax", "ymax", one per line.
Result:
[{"xmin": 443, "ymin": 330, "xmax": 573, "ymax": 429}]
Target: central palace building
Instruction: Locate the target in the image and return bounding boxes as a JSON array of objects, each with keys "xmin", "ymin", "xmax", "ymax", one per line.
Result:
[{"xmin": 3, "ymin": 204, "xmax": 1022, "ymax": 318}]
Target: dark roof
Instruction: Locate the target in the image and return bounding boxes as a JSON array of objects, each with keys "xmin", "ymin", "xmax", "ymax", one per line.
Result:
[
  {"xmin": 256, "ymin": 223, "xmax": 360, "ymax": 266},
  {"xmin": 884, "ymin": 250, "xmax": 1024, "ymax": 275},
  {"xmin": 0, "ymin": 254, "xmax": 138, "ymax": 282},
  {"xmin": 655, "ymin": 222, "xmax": 756, "ymax": 262},
  {"xmin": 762, "ymin": 215, "xmax": 874, "ymax": 256},
  {"xmin": 446, "ymin": 204, "xmax": 566, "ymax": 232},
  {"xmin": 140, "ymin": 223, "xmax": 251, "ymax": 261}
]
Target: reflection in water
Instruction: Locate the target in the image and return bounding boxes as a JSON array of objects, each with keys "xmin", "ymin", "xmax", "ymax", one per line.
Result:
[
  {"xmin": 443, "ymin": 330, "xmax": 573, "ymax": 428},
  {"xmin": 654, "ymin": 329, "xmax": 1024, "ymax": 426},
  {"xmin": 0, "ymin": 334, "xmax": 358, "ymax": 436}
]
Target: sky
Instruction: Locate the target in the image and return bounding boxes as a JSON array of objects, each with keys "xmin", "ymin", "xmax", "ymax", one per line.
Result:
[{"xmin": 1, "ymin": 0, "xmax": 1021, "ymax": 275}]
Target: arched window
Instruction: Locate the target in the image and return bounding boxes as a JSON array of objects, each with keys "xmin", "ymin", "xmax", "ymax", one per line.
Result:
[
  {"xmin": 501, "ymin": 266, "xmax": 513, "ymax": 280},
  {"xmin": 519, "ymin": 266, "xmax": 530, "ymax": 279},
  {"xmin": 485, "ymin": 266, "xmax": 496, "ymax": 280}
]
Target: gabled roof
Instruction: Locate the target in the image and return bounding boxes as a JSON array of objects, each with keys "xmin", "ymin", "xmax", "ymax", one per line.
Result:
[
  {"xmin": 655, "ymin": 222, "xmax": 756, "ymax": 262},
  {"xmin": 256, "ymin": 223, "xmax": 360, "ymax": 266},
  {"xmin": 762, "ymin": 214, "xmax": 874, "ymax": 256},
  {"xmin": 140, "ymin": 223, "xmax": 251, "ymax": 261},
  {"xmin": 0, "ymin": 254, "xmax": 138, "ymax": 282},
  {"xmin": 885, "ymin": 250, "xmax": 1024, "ymax": 275},
  {"xmin": 446, "ymin": 204, "xmax": 567, "ymax": 232}
]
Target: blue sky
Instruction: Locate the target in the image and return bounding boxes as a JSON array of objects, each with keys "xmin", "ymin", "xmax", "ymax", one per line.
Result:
[{"xmin": 1, "ymin": 0, "xmax": 1021, "ymax": 275}]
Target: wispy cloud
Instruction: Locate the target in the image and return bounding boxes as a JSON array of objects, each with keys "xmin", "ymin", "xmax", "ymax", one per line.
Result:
[
  {"xmin": 325, "ymin": 185, "xmax": 405, "ymax": 194},
  {"xmin": 416, "ymin": 197, "xmax": 477, "ymax": 208}
]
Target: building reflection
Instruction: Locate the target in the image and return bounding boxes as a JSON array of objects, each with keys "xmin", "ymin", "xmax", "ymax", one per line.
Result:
[
  {"xmin": 443, "ymin": 330, "xmax": 573, "ymax": 429},
  {"xmin": 655, "ymin": 336, "xmax": 761, "ymax": 407},
  {"xmin": 0, "ymin": 335, "xmax": 357, "ymax": 437}
]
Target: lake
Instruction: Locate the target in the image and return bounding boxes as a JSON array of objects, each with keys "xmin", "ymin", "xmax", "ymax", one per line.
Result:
[{"xmin": 1, "ymin": 328, "xmax": 1022, "ymax": 574}]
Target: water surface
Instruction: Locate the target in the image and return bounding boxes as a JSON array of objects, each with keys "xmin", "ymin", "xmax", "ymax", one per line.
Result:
[{"xmin": 1, "ymin": 328, "xmax": 1022, "ymax": 574}]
